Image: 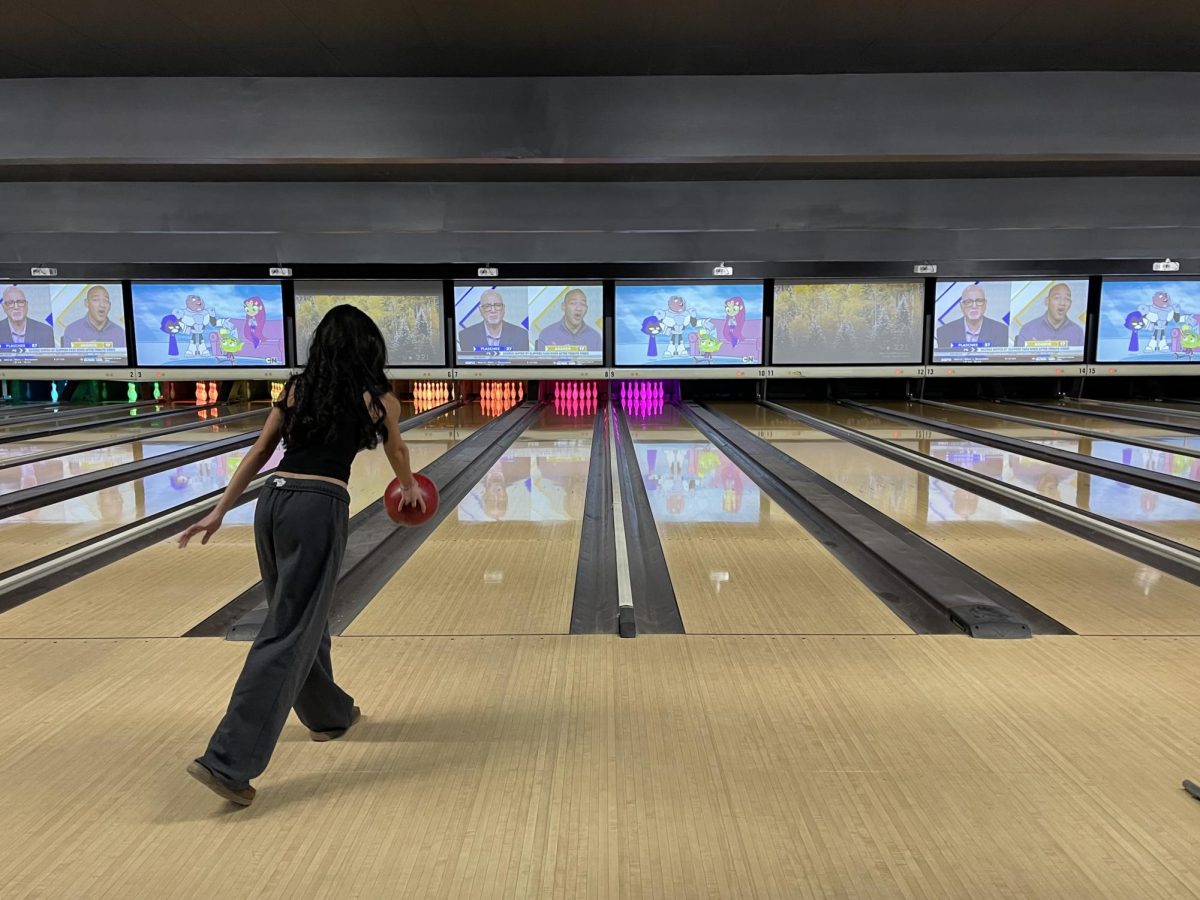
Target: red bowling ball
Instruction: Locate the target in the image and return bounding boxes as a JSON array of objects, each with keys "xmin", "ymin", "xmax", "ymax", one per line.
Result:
[{"xmin": 385, "ymin": 473, "xmax": 439, "ymax": 526}]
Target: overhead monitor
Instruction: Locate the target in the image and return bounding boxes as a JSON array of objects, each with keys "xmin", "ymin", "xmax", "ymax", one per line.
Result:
[
  {"xmin": 293, "ymin": 281, "xmax": 445, "ymax": 367},
  {"xmin": 454, "ymin": 284, "xmax": 603, "ymax": 367},
  {"xmin": 0, "ymin": 283, "xmax": 128, "ymax": 367},
  {"xmin": 932, "ymin": 279, "xmax": 1088, "ymax": 364},
  {"xmin": 615, "ymin": 282, "xmax": 764, "ymax": 366},
  {"xmin": 772, "ymin": 281, "xmax": 923, "ymax": 365},
  {"xmin": 130, "ymin": 282, "xmax": 286, "ymax": 367},
  {"xmin": 1096, "ymin": 279, "xmax": 1200, "ymax": 363}
]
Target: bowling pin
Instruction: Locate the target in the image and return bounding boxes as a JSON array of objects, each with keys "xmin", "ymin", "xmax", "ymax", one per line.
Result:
[{"xmin": 195, "ymin": 381, "xmax": 207, "ymax": 405}]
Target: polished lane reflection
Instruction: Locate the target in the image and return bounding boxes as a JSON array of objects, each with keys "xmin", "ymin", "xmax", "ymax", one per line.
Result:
[
  {"xmin": 345, "ymin": 405, "xmax": 594, "ymax": 637},
  {"xmin": 624, "ymin": 404, "xmax": 910, "ymax": 636},
  {"xmin": 0, "ymin": 402, "xmax": 467, "ymax": 639},
  {"xmin": 720, "ymin": 401, "xmax": 1200, "ymax": 635}
]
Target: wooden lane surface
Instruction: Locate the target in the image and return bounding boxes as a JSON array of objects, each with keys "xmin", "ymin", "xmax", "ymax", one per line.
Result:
[
  {"xmin": 0, "ymin": 415, "xmax": 268, "ymax": 498},
  {"xmin": 977, "ymin": 401, "xmax": 1200, "ymax": 445},
  {"xmin": 814, "ymin": 402, "xmax": 1200, "ymax": 553},
  {"xmin": 344, "ymin": 422, "xmax": 593, "ymax": 637},
  {"xmin": 720, "ymin": 403, "xmax": 1200, "ymax": 636},
  {"xmin": 3, "ymin": 633, "xmax": 1200, "ymax": 897},
  {"xmin": 0, "ymin": 440, "xmax": 279, "ymax": 575},
  {"xmin": 0, "ymin": 406, "xmax": 258, "ymax": 463},
  {"xmin": 884, "ymin": 400, "xmax": 1200, "ymax": 483},
  {"xmin": 0, "ymin": 409, "xmax": 468, "ymax": 639},
  {"xmin": 625, "ymin": 413, "xmax": 911, "ymax": 636}
]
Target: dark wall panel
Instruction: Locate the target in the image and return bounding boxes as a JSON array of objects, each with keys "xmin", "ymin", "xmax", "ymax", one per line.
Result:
[
  {"xmin": 1, "ymin": 178, "xmax": 1198, "ymax": 265},
  {"xmin": 3, "ymin": 74, "xmax": 1200, "ymax": 168}
]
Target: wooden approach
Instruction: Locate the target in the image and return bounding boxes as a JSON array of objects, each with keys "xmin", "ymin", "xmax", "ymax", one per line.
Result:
[{"xmin": 2, "ymin": 634, "xmax": 1200, "ymax": 898}]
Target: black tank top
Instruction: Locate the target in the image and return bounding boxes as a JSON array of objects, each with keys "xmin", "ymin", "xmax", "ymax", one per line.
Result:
[{"xmin": 276, "ymin": 391, "xmax": 386, "ymax": 483}]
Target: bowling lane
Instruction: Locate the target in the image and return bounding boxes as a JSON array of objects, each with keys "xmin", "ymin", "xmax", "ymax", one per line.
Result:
[
  {"xmin": 345, "ymin": 406, "xmax": 593, "ymax": 636},
  {"xmin": 0, "ymin": 403, "xmax": 262, "ymax": 466},
  {"xmin": 0, "ymin": 403, "xmax": 473, "ymax": 638},
  {"xmin": 717, "ymin": 402, "xmax": 1200, "ymax": 635},
  {"xmin": 809, "ymin": 403, "xmax": 1200, "ymax": 547},
  {"xmin": 624, "ymin": 405, "xmax": 911, "ymax": 636},
  {"xmin": 0, "ymin": 401, "xmax": 179, "ymax": 439},
  {"xmin": 872, "ymin": 401, "xmax": 1200, "ymax": 483},
  {"xmin": 0, "ymin": 409, "xmax": 269, "ymax": 496},
  {"xmin": 965, "ymin": 401, "xmax": 1200, "ymax": 448}
]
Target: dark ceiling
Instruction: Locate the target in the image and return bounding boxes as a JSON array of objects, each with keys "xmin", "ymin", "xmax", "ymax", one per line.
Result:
[{"xmin": 2, "ymin": 0, "xmax": 1198, "ymax": 78}]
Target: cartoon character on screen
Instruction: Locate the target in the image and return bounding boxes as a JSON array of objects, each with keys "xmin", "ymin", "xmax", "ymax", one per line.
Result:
[
  {"xmin": 1175, "ymin": 315, "xmax": 1200, "ymax": 361},
  {"xmin": 173, "ymin": 294, "xmax": 212, "ymax": 358},
  {"xmin": 160, "ymin": 314, "xmax": 183, "ymax": 357},
  {"xmin": 722, "ymin": 296, "xmax": 746, "ymax": 348},
  {"xmin": 1138, "ymin": 289, "xmax": 1184, "ymax": 352},
  {"xmin": 1124, "ymin": 310, "xmax": 1146, "ymax": 352},
  {"xmin": 655, "ymin": 295, "xmax": 698, "ymax": 358},
  {"xmin": 242, "ymin": 296, "xmax": 266, "ymax": 349},
  {"xmin": 641, "ymin": 316, "xmax": 663, "ymax": 357},
  {"xmin": 689, "ymin": 322, "xmax": 722, "ymax": 363},
  {"xmin": 208, "ymin": 327, "xmax": 245, "ymax": 362}
]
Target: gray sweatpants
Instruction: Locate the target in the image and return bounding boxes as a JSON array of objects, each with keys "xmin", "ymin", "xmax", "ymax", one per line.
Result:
[{"xmin": 197, "ymin": 476, "xmax": 355, "ymax": 789}]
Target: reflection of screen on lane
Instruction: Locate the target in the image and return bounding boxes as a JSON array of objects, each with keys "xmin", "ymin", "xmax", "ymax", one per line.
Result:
[
  {"xmin": 638, "ymin": 443, "xmax": 760, "ymax": 523},
  {"xmin": 458, "ymin": 442, "xmax": 592, "ymax": 521},
  {"xmin": 925, "ymin": 441, "xmax": 1078, "ymax": 521},
  {"xmin": 454, "ymin": 284, "xmax": 603, "ymax": 367},
  {"xmin": 933, "ymin": 279, "xmax": 1087, "ymax": 363},
  {"xmin": 1090, "ymin": 440, "xmax": 1200, "ymax": 484},
  {"xmin": 1096, "ymin": 279, "xmax": 1200, "ymax": 363},
  {"xmin": 294, "ymin": 281, "xmax": 444, "ymax": 366},
  {"xmin": 131, "ymin": 282, "xmax": 285, "ymax": 367},
  {"xmin": 772, "ymin": 282, "xmax": 923, "ymax": 365},
  {"xmin": 3, "ymin": 444, "xmax": 282, "ymax": 525},
  {"xmin": 615, "ymin": 283, "xmax": 763, "ymax": 366},
  {"xmin": 0, "ymin": 283, "xmax": 128, "ymax": 366}
]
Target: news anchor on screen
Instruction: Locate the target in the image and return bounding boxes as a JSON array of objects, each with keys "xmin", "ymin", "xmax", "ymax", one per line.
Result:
[
  {"xmin": 458, "ymin": 289, "xmax": 528, "ymax": 351},
  {"xmin": 535, "ymin": 288, "xmax": 601, "ymax": 351},
  {"xmin": 60, "ymin": 285, "xmax": 126, "ymax": 349},
  {"xmin": 0, "ymin": 286, "xmax": 55, "ymax": 348},
  {"xmin": 935, "ymin": 284, "xmax": 1009, "ymax": 349},
  {"xmin": 1014, "ymin": 282, "xmax": 1083, "ymax": 348}
]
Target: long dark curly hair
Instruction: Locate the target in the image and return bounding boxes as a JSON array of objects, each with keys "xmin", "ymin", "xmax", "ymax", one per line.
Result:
[{"xmin": 280, "ymin": 305, "xmax": 390, "ymax": 451}]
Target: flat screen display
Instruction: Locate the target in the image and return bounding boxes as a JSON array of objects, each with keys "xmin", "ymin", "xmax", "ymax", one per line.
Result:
[
  {"xmin": 772, "ymin": 281, "xmax": 923, "ymax": 365},
  {"xmin": 294, "ymin": 281, "xmax": 444, "ymax": 367},
  {"xmin": 932, "ymin": 279, "xmax": 1088, "ymax": 364},
  {"xmin": 454, "ymin": 284, "xmax": 603, "ymax": 367},
  {"xmin": 0, "ymin": 283, "xmax": 128, "ymax": 366},
  {"xmin": 1096, "ymin": 279, "xmax": 1200, "ymax": 363},
  {"xmin": 615, "ymin": 283, "xmax": 764, "ymax": 366},
  {"xmin": 131, "ymin": 282, "xmax": 285, "ymax": 367}
]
